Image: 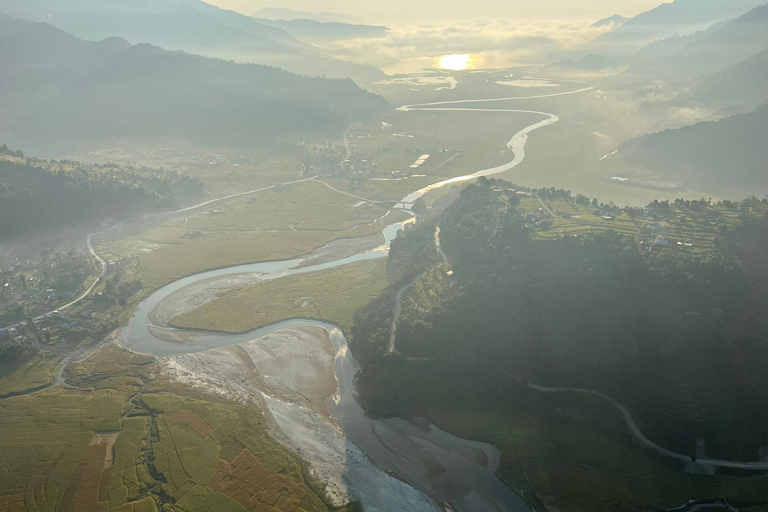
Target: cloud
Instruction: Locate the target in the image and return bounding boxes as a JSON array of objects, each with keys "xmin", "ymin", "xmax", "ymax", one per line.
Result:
[{"xmin": 316, "ymin": 19, "xmax": 612, "ymax": 73}]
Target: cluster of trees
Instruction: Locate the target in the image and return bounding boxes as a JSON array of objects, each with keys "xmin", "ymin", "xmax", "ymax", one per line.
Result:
[
  {"xmin": 0, "ymin": 145, "xmax": 24, "ymax": 158},
  {"xmin": 385, "ymin": 220, "xmax": 441, "ymax": 286},
  {"xmin": 0, "ymin": 151, "xmax": 205, "ymax": 240},
  {"xmin": 352, "ymin": 178, "xmax": 768, "ymax": 461},
  {"xmin": 100, "ymin": 272, "xmax": 143, "ymax": 308}
]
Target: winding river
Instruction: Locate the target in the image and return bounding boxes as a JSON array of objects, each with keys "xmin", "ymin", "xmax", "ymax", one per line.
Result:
[
  {"xmin": 119, "ymin": 92, "xmax": 579, "ymax": 511},
  {"xmin": 114, "ymin": 85, "xmax": 768, "ymax": 511}
]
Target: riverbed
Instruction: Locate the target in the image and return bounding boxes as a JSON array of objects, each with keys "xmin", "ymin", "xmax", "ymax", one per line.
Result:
[{"xmin": 118, "ymin": 90, "xmax": 589, "ymax": 511}]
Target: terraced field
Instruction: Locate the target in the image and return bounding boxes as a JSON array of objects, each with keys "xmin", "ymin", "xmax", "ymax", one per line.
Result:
[
  {"xmin": 512, "ymin": 195, "xmax": 760, "ymax": 252},
  {"xmin": 144, "ymin": 394, "xmax": 334, "ymax": 512},
  {"xmin": 0, "ymin": 384, "xmax": 142, "ymax": 512},
  {"xmin": 0, "ymin": 344, "xmax": 356, "ymax": 512}
]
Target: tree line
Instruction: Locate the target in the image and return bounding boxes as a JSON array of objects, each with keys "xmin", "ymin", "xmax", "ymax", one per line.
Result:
[{"xmin": 0, "ymin": 149, "xmax": 205, "ymax": 240}]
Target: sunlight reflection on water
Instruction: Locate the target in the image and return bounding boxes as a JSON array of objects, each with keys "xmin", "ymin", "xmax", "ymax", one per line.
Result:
[{"xmin": 438, "ymin": 54, "xmax": 472, "ymax": 70}]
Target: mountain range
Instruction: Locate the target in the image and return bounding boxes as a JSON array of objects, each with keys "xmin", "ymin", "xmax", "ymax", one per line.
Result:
[
  {"xmin": 0, "ymin": 0, "xmax": 383, "ymax": 81},
  {"xmin": 625, "ymin": 4, "xmax": 768, "ymax": 81},
  {"xmin": 250, "ymin": 8, "xmax": 355, "ymax": 24},
  {"xmin": 583, "ymin": 0, "xmax": 767, "ymax": 56},
  {"xmin": 0, "ymin": 16, "xmax": 388, "ymax": 153}
]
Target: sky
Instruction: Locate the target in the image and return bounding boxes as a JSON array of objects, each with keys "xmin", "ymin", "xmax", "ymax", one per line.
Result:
[{"xmin": 208, "ymin": 0, "xmax": 665, "ymax": 23}]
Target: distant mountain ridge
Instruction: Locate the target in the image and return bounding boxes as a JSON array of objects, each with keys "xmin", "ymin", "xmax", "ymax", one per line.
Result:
[
  {"xmin": 251, "ymin": 7, "xmax": 355, "ymax": 23},
  {"xmin": 583, "ymin": 0, "xmax": 767, "ymax": 56},
  {"xmin": 0, "ymin": 18, "xmax": 388, "ymax": 152},
  {"xmin": 0, "ymin": 0, "xmax": 383, "ymax": 81},
  {"xmin": 689, "ymin": 47, "xmax": 768, "ymax": 108},
  {"xmin": 592, "ymin": 15, "xmax": 628, "ymax": 28},
  {"xmin": 252, "ymin": 17, "xmax": 388, "ymax": 42},
  {"xmin": 626, "ymin": 4, "xmax": 768, "ymax": 81},
  {"xmin": 619, "ymin": 105, "xmax": 768, "ymax": 198}
]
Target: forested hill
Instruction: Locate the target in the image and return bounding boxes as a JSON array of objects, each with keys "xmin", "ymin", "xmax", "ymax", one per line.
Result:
[
  {"xmin": 689, "ymin": 46, "xmax": 768, "ymax": 109},
  {"xmin": 351, "ymin": 178, "xmax": 768, "ymax": 461},
  {"xmin": 619, "ymin": 105, "xmax": 768, "ymax": 199},
  {"xmin": 0, "ymin": 17, "xmax": 388, "ymax": 152},
  {"xmin": 0, "ymin": 146, "xmax": 205, "ymax": 241}
]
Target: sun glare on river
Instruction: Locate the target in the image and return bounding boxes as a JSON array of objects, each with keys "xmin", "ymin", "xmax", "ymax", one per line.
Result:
[{"xmin": 438, "ymin": 54, "xmax": 472, "ymax": 71}]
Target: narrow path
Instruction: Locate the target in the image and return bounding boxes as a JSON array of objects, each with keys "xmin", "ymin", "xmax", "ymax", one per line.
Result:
[
  {"xmin": 388, "ymin": 271, "xmax": 428, "ymax": 354},
  {"xmin": 343, "ymin": 123, "xmax": 353, "ymax": 159},
  {"xmin": 389, "ymin": 227, "xmax": 448, "ymax": 354},
  {"xmin": 315, "ymin": 179, "xmax": 390, "ymax": 205},
  {"xmin": 526, "ymin": 382, "xmax": 768, "ymax": 471},
  {"xmin": 161, "ymin": 176, "xmax": 317, "ymax": 216},
  {"xmin": 397, "ymin": 87, "xmax": 594, "ymax": 111},
  {"xmin": 0, "ymin": 336, "xmax": 112, "ymax": 401},
  {"xmin": 535, "ymin": 194, "xmax": 556, "ymax": 220},
  {"xmin": 432, "ymin": 152, "xmax": 460, "ymax": 171}
]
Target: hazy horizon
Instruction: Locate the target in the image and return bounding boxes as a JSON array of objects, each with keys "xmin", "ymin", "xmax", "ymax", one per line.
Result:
[
  {"xmin": 209, "ymin": 0, "xmax": 664, "ymax": 23},
  {"xmin": 3, "ymin": 1, "xmax": 768, "ymax": 511}
]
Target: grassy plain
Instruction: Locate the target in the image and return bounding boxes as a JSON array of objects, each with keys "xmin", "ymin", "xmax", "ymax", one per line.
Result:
[
  {"xmin": 172, "ymin": 259, "xmax": 388, "ymax": 334},
  {"xmin": 427, "ymin": 393, "xmax": 768, "ymax": 512},
  {"xmin": 339, "ymin": 108, "xmax": 543, "ymax": 201},
  {"xmin": 495, "ymin": 92, "xmax": 716, "ymax": 206},
  {"xmin": 64, "ymin": 148, "xmax": 306, "ymax": 198},
  {"xmin": 100, "ymin": 181, "xmax": 389, "ymax": 291},
  {"xmin": 368, "ymin": 73, "xmax": 718, "ymax": 207},
  {"xmin": 0, "ymin": 355, "xmax": 62, "ymax": 397}
]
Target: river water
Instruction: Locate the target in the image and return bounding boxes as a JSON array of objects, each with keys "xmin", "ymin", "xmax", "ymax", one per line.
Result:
[{"xmin": 119, "ymin": 99, "xmax": 568, "ymax": 511}]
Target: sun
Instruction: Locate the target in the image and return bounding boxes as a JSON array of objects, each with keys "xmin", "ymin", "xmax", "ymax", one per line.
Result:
[{"xmin": 438, "ymin": 54, "xmax": 471, "ymax": 71}]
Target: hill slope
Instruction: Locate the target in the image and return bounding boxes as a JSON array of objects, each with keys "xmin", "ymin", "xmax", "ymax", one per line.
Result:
[
  {"xmin": 626, "ymin": 4, "xmax": 768, "ymax": 81},
  {"xmin": 619, "ymin": 105, "xmax": 768, "ymax": 198},
  {"xmin": 0, "ymin": 20, "xmax": 388, "ymax": 152},
  {"xmin": 252, "ymin": 17, "xmax": 388, "ymax": 42},
  {"xmin": 584, "ymin": 0, "xmax": 766, "ymax": 56},
  {"xmin": 689, "ymin": 47, "xmax": 768, "ymax": 108},
  {"xmin": 0, "ymin": 146, "xmax": 205, "ymax": 240},
  {"xmin": 0, "ymin": 0, "xmax": 382, "ymax": 80}
]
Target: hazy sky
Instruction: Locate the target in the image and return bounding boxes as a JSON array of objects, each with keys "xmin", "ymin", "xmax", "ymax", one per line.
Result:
[{"xmin": 208, "ymin": 0, "xmax": 664, "ymax": 23}]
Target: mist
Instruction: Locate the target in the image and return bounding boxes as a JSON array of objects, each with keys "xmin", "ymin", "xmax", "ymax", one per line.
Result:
[{"xmin": 2, "ymin": 1, "xmax": 768, "ymax": 512}]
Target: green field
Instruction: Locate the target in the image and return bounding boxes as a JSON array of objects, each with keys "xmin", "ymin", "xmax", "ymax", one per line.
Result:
[{"xmin": 172, "ymin": 258, "xmax": 389, "ymax": 334}]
